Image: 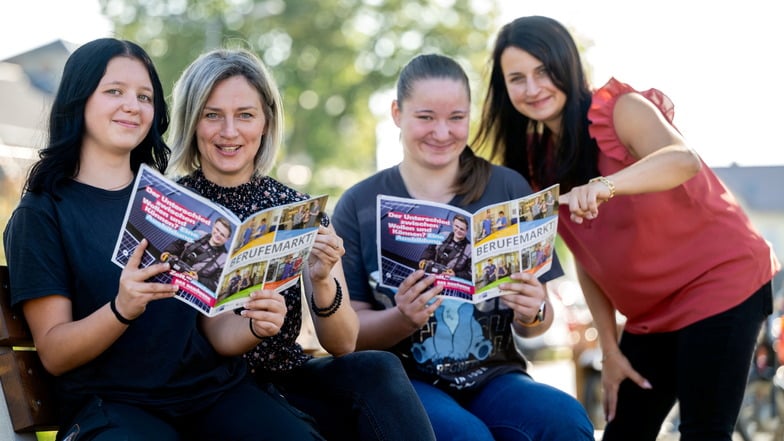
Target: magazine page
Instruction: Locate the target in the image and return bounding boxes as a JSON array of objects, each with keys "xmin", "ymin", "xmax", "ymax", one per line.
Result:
[
  {"xmin": 376, "ymin": 184, "xmax": 559, "ymax": 304},
  {"xmin": 111, "ymin": 164, "xmax": 327, "ymax": 316},
  {"xmin": 377, "ymin": 195, "xmax": 476, "ymax": 300},
  {"xmin": 470, "ymin": 184, "xmax": 559, "ymax": 303},
  {"xmin": 111, "ymin": 164, "xmax": 242, "ymax": 315},
  {"xmin": 210, "ymin": 195, "xmax": 328, "ymax": 316}
]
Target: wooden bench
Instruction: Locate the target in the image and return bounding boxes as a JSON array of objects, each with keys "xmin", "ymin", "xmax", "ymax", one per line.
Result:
[{"xmin": 0, "ymin": 265, "xmax": 58, "ymax": 440}]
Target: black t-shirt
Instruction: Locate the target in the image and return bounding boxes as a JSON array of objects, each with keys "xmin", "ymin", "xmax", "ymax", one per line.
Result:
[{"xmin": 2, "ymin": 180, "xmax": 247, "ymax": 418}]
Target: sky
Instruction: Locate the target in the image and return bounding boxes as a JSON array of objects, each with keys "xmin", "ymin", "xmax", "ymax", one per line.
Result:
[{"xmin": 2, "ymin": 0, "xmax": 782, "ymax": 168}]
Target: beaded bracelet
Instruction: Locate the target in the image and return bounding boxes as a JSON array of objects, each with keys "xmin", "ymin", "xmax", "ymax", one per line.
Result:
[
  {"xmin": 589, "ymin": 176, "xmax": 616, "ymax": 199},
  {"xmin": 310, "ymin": 277, "xmax": 342, "ymax": 317},
  {"xmin": 249, "ymin": 318, "xmax": 265, "ymax": 340},
  {"xmin": 110, "ymin": 297, "xmax": 134, "ymax": 325}
]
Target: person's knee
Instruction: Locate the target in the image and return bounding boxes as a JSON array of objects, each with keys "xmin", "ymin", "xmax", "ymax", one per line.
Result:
[
  {"xmin": 340, "ymin": 350, "xmax": 406, "ymax": 376},
  {"xmin": 434, "ymin": 415, "xmax": 494, "ymax": 441}
]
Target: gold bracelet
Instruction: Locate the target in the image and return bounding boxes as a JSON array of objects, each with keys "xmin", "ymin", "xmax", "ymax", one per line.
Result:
[{"xmin": 589, "ymin": 176, "xmax": 616, "ymax": 199}]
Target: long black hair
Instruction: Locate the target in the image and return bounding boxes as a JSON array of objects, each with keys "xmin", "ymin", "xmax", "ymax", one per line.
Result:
[
  {"xmin": 474, "ymin": 16, "xmax": 598, "ymax": 192},
  {"xmin": 25, "ymin": 38, "xmax": 169, "ymax": 196}
]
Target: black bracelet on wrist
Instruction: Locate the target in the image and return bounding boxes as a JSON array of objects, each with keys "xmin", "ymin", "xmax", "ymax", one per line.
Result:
[
  {"xmin": 110, "ymin": 297, "xmax": 134, "ymax": 325},
  {"xmin": 310, "ymin": 277, "xmax": 342, "ymax": 318},
  {"xmin": 249, "ymin": 318, "xmax": 265, "ymax": 340}
]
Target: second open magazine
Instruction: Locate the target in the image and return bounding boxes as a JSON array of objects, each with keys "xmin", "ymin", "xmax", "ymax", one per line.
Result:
[
  {"xmin": 377, "ymin": 184, "xmax": 559, "ymax": 303},
  {"xmin": 111, "ymin": 164, "xmax": 327, "ymax": 316}
]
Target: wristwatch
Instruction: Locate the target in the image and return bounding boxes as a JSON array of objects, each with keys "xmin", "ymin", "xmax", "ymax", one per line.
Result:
[{"xmin": 519, "ymin": 301, "xmax": 547, "ymax": 327}]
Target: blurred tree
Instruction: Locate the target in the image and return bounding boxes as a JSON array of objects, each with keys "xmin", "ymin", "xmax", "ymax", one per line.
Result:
[{"xmin": 99, "ymin": 0, "xmax": 500, "ymax": 202}]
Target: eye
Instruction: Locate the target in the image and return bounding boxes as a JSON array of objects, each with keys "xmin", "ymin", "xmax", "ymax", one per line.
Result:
[
  {"xmin": 138, "ymin": 94, "xmax": 153, "ymax": 103},
  {"xmin": 204, "ymin": 112, "xmax": 220, "ymax": 120},
  {"xmin": 106, "ymin": 88, "xmax": 122, "ymax": 96},
  {"xmin": 535, "ymin": 66, "xmax": 550, "ymax": 80},
  {"xmin": 238, "ymin": 112, "xmax": 254, "ymax": 119}
]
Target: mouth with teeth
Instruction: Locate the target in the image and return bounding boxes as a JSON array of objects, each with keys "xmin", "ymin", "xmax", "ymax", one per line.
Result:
[{"xmin": 217, "ymin": 145, "xmax": 240, "ymax": 152}]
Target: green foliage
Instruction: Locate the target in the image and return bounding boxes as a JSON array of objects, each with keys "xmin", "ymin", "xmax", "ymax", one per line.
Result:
[{"xmin": 99, "ymin": 0, "xmax": 500, "ymax": 202}]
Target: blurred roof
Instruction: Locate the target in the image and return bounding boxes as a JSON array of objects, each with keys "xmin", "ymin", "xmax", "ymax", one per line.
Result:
[
  {"xmin": 0, "ymin": 40, "xmax": 74, "ymax": 151},
  {"xmin": 2, "ymin": 39, "xmax": 76, "ymax": 94},
  {"xmin": 714, "ymin": 164, "xmax": 784, "ymax": 213}
]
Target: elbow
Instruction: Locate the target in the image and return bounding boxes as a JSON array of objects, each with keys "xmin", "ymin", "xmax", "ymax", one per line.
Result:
[
  {"xmin": 683, "ymin": 147, "xmax": 702, "ymax": 179},
  {"xmin": 324, "ymin": 339, "xmax": 356, "ymax": 357},
  {"xmin": 37, "ymin": 352, "xmax": 68, "ymax": 377}
]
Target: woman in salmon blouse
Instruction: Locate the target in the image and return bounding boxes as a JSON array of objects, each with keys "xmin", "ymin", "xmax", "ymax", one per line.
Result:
[{"xmin": 474, "ymin": 15, "xmax": 781, "ymax": 441}]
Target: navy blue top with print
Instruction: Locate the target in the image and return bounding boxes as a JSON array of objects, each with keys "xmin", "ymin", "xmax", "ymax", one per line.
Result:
[{"xmin": 332, "ymin": 165, "xmax": 564, "ymax": 393}]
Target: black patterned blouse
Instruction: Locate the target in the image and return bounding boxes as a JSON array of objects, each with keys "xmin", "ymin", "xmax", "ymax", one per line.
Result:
[{"xmin": 178, "ymin": 169, "xmax": 329, "ymax": 374}]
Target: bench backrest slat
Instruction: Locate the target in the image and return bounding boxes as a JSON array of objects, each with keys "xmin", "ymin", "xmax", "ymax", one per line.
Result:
[{"xmin": 0, "ymin": 265, "xmax": 59, "ymax": 433}]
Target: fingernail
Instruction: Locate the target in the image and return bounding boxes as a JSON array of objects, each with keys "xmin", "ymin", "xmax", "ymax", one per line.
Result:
[{"xmin": 643, "ymin": 380, "xmax": 652, "ymax": 389}]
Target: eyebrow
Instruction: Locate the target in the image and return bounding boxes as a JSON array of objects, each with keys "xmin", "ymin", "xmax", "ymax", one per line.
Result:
[{"xmin": 203, "ymin": 105, "xmax": 258, "ymax": 112}]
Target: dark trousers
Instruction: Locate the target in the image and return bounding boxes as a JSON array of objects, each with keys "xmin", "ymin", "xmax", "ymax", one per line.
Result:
[
  {"xmin": 270, "ymin": 350, "xmax": 436, "ymax": 441},
  {"xmin": 603, "ymin": 282, "xmax": 773, "ymax": 441},
  {"xmin": 56, "ymin": 378, "xmax": 323, "ymax": 441}
]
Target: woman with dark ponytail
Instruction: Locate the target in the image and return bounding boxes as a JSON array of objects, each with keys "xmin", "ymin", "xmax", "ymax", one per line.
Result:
[{"xmin": 332, "ymin": 53, "xmax": 593, "ymax": 441}]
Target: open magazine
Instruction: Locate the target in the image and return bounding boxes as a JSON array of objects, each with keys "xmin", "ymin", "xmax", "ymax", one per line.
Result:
[
  {"xmin": 377, "ymin": 184, "xmax": 559, "ymax": 304},
  {"xmin": 111, "ymin": 164, "xmax": 328, "ymax": 316}
]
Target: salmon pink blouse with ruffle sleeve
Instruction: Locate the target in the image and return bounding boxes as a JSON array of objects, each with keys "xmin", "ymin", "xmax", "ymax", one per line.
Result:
[{"xmin": 558, "ymin": 78, "xmax": 780, "ymax": 334}]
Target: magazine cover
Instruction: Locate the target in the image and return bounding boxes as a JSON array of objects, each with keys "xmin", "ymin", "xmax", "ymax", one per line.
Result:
[
  {"xmin": 377, "ymin": 184, "xmax": 559, "ymax": 303},
  {"xmin": 111, "ymin": 164, "xmax": 327, "ymax": 316}
]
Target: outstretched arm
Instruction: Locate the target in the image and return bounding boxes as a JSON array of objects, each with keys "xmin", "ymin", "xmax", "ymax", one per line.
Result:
[{"xmin": 560, "ymin": 92, "xmax": 701, "ymax": 223}]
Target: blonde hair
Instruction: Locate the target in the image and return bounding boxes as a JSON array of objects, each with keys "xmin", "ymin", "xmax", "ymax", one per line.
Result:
[{"xmin": 168, "ymin": 48, "xmax": 283, "ymax": 178}]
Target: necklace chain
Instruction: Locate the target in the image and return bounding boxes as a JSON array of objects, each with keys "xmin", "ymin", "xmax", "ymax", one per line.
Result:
[{"xmin": 73, "ymin": 175, "xmax": 134, "ymax": 190}]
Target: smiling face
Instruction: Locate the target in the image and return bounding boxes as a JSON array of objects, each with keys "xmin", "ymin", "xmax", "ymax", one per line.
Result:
[
  {"xmin": 392, "ymin": 77, "xmax": 469, "ymax": 171},
  {"xmin": 82, "ymin": 56, "xmax": 154, "ymax": 156},
  {"xmin": 209, "ymin": 220, "xmax": 231, "ymax": 247},
  {"xmin": 452, "ymin": 217, "xmax": 468, "ymax": 242},
  {"xmin": 196, "ymin": 75, "xmax": 266, "ymax": 187},
  {"xmin": 500, "ymin": 46, "xmax": 567, "ymax": 135}
]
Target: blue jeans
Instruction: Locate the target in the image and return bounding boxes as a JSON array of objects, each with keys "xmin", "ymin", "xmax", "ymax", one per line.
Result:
[
  {"xmin": 270, "ymin": 350, "xmax": 436, "ymax": 441},
  {"xmin": 412, "ymin": 372, "xmax": 594, "ymax": 441}
]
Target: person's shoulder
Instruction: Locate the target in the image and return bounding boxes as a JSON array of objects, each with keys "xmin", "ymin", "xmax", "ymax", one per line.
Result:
[
  {"xmin": 487, "ymin": 164, "xmax": 533, "ymax": 194},
  {"xmin": 593, "ymin": 77, "xmax": 674, "ymax": 121},
  {"xmin": 489, "ymin": 163, "xmax": 524, "ymax": 179},
  {"xmin": 340, "ymin": 166, "xmax": 397, "ymax": 200}
]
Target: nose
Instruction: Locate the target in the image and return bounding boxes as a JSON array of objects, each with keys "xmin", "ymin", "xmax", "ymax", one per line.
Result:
[
  {"xmin": 121, "ymin": 96, "xmax": 141, "ymax": 113},
  {"xmin": 525, "ymin": 76, "xmax": 542, "ymax": 95},
  {"xmin": 432, "ymin": 120, "xmax": 450, "ymax": 140},
  {"xmin": 220, "ymin": 118, "xmax": 238, "ymax": 138}
]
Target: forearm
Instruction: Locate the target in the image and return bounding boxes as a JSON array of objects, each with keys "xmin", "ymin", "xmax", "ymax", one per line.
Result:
[
  {"xmin": 26, "ymin": 299, "xmax": 127, "ymax": 376},
  {"xmin": 308, "ymin": 275, "xmax": 358, "ymax": 356},
  {"xmin": 608, "ymin": 145, "xmax": 701, "ymax": 196},
  {"xmin": 353, "ymin": 301, "xmax": 419, "ymax": 350},
  {"xmin": 575, "ymin": 263, "xmax": 620, "ymax": 354},
  {"xmin": 201, "ymin": 313, "xmax": 263, "ymax": 356}
]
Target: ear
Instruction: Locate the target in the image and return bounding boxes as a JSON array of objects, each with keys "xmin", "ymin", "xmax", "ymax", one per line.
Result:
[{"xmin": 391, "ymin": 100, "xmax": 402, "ymax": 128}]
